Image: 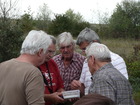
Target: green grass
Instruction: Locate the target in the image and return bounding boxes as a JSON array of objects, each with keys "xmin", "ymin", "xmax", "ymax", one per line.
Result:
[{"xmin": 133, "ymin": 92, "xmax": 140, "ymax": 105}]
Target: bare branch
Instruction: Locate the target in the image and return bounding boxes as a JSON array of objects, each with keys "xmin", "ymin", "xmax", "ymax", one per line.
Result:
[{"xmin": 0, "ymin": 0, "xmax": 19, "ymax": 18}]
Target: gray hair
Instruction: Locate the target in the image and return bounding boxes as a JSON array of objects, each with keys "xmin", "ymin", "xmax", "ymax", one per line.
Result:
[
  {"xmin": 49, "ymin": 35, "xmax": 56, "ymax": 45},
  {"xmin": 76, "ymin": 27, "xmax": 100, "ymax": 45},
  {"xmin": 57, "ymin": 32, "xmax": 75, "ymax": 46},
  {"xmin": 86, "ymin": 43, "xmax": 111, "ymax": 62},
  {"xmin": 20, "ymin": 30, "xmax": 52, "ymax": 55}
]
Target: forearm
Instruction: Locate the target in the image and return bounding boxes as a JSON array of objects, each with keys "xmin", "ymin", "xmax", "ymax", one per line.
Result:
[
  {"xmin": 79, "ymin": 83, "xmax": 85, "ymax": 97},
  {"xmin": 44, "ymin": 94, "xmax": 53, "ymax": 102}
]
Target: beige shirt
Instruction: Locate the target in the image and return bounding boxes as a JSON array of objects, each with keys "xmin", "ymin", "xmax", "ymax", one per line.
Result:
[{"xmin": 0, "ymin": 59, "xmax": 45, "ymax": 105}]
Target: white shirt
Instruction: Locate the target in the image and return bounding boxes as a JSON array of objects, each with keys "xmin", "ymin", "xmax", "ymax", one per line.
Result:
[{"xmin": 80, "ymin": 51, "xmax": 128, "ymax": 94}]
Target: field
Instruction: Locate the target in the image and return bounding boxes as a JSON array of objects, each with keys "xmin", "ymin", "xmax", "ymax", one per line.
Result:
[
  {"xmin": 102, "ymin": 39, "xmax": 140, "ymax": 59},
  {"xmin": 75, "ymin": 38, "xmax": 140, "ymax": 105},
  {"xmin": 102, "ymin": 39, "xmax": 140, "ymax": 105}
]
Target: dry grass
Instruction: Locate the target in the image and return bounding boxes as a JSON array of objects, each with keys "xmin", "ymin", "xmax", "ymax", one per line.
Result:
[
  {"xmin": 75, "ymin": 38, "xmax": 140, "ymax": 60},
  {"xmin": 101, "ymin": 39, "xmax": 140, "ymax": 60}
]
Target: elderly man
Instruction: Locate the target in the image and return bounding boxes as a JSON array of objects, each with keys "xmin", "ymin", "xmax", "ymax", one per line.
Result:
[
  {"xmin": 71, "ymin": 27, "xmax": 128, "ymax": 95},
  {"xmin": 0, "ymin": 30, "xmax": 52, "ymax": 105},
  {"xmin": 39, "ymin": 35, "xmax": 65, "ymax": 105},
  {"xmin": 53, "ymin": 32, "xmax": 85, "ymax": 91},
  {"xmin": 86, "ymin": 42, "xmax": 135, "ymax": 105}
]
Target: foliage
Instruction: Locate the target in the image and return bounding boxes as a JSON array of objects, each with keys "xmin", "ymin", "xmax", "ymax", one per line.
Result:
[
  {"xmin": 19, "ymin": 12, "xmax": 34, "ymax": 34},
  {"xmin": 96, "ymin": 24, "xmax": 110, "ymax": 39},
  {"xmin": 127, "ymin": 60, "xmax": 140, "ymax": 105},
  {"xmin": 0, "ymin": 0, "xmax": 23, "ymax": 62},
  {"xmin": 0, "ymin": 21, "xmax": 23, "ymax": 62},
  {"xmin": 35, "ymin": 3, "xmax": 52, "ymax": 31},
  {"xmin": 65, "ymin": 9, "xmax": 84, "ymax": 23},
  {"xmin": 48, "ymin": 14, "xmax": 72, "ymax": 35},
  {"xmin": 109, "ymin": 0, "xmax": 140, "ymax": 39},
  {"xmin": 126, "ymin": 54, "xmax": 140, "ymax": 90},
  {"xmin": 48, "ymin": 9, "xmax": 90, "ymax": 37},
  {"xmin": 133, "ymin": 92, "xmax": 140, "ymax": 105}
]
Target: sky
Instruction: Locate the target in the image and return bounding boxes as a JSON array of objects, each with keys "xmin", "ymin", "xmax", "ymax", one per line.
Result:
[{"xmin": 15, "ymin": 0, "xmax": 125, "ymax": 23}]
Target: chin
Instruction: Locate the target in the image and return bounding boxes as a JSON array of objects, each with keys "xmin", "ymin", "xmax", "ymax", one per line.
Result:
[
  {"xmin": 45, "ymin": 59, "xmax": 50, "ymax": 62},
  {"xmin": 39, "ymin": 59, "xmax": 45, "ymax": 66},
  {"xmin": 38, "ymin": 61, "xmax": 43, "ymax": 66}
]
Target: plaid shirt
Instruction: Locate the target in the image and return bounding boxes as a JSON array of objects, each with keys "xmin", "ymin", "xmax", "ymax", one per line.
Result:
[
  {"xmin": 53, "ymin": 52, "xmax": 85, "ymax": 90},
  {"xmin": 89, "ymin": 63, "xmax": 135, "ymax": 105}
]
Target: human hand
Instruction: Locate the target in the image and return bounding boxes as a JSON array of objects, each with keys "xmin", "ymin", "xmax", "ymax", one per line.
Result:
[
  {"xmin": 44, "ymin": 92, "xmax": 65, "ymax": 104},
  {"xmin": 70, "ymin": 80, "xmax": 81, "ymax": 90}
]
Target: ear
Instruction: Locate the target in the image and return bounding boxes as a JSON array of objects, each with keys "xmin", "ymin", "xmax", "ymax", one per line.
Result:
[
  {"xmin": 91, "ymin": 56, "xmax": 95, "ymax": 64},
  {"xmin": 37, "ymin": 49, "xmax": 44, "ymax": 57}
]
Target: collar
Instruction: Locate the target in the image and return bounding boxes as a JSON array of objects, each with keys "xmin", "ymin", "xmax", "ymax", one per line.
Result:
[{"xmin": 92, "ymin": 63, "xmax": 113, "ymax": 78}]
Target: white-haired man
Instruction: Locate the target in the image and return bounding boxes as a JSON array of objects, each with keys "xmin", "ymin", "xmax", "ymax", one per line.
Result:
[
  {"xmin": 0, "ymin": 30, "xmax": 52, "ymax": 105},
  {"xmin": 39, "ymin": 35, "xmax": 65, "ymax": 105},
  {"xmin": 86, "ymin": 42, "xmax": 135, "ymax": 105},
  {"xmin": 53, "ymin": 32, "xmax": 85, "ymax": 91}
]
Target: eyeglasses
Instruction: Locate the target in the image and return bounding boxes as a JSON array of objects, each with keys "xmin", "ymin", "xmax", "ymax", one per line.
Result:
[
  {"xmin": 47, "ymin": 50, "xmax": 56, "ymax": 55},
  {"xmin": 59, "ymin": 44, "xmax": 72, "ymax": 50}
]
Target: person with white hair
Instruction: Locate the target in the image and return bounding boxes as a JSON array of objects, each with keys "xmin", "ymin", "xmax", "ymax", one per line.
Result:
[
  {"xmin": 71, "ymin": 27, "xmax": 128, "ymax": 96},
  {"xmin": 0, "ymin": 30, "xmax": 52, "ymax": 105},
  {"xmin": 53, "ymin": 32, "xmax": 85, "ymax": 91},
  {"xmin": 39, "ymin": 35, "xmax": 65, "ymax": 105},
  {"xmin": 86, "ymin": 42, "xmax": 135, "ymax": 105}
]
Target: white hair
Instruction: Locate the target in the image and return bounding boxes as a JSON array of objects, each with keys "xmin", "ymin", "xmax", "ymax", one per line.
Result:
[
  {"xmin": 20, "ymin": 30, "xmax": 52, "ymax": 55},
  {"xmin": 57, "ymin": 32, "xmax": 75, "ymax": 46},
  {"xmin": 86, "ymin": 43, "xmax": 111, "ymax": 62}
]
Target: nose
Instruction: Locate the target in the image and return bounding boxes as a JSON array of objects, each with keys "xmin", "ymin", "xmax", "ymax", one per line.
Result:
[
  {"xmin": 81, "ymin": 50, "xmax": 86, "ymax": 55},
  {"xmin": 64, "ymin": 47, "xmax": 68, "ymax": 51},
  {"xmin": 49, "ymin": 52, "xmax": 55, "ymax": 58}
]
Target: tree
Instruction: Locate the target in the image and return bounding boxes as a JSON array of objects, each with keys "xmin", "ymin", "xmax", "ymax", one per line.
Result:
[
  {"xmin": 109, "ymin": 0, "xmax": 140, "ymax": 39},
  {"xmin": 35, "ymin": 3, "xmax": 52, "ymax": 31},
  {"xmin": 0, "ymin": 0, "xmax": 23, "ymax": 62},
  {"xmin": 0, "ymin": 0, "xmax": 18, "ymax": 19},
  {"xmin": 19, "ymin": 13, "xmax": 34, "ymax": 33},
  {"xmin": 48, "ymin": 9, "xmax": 90, "ymax": 37},
  {"xmin": 65, "ymin": 9, "xmax": 84, "ymax": 23},
  {"xmin": 48, "ymin": 14, "xmax": 72, "ymax": 35}
]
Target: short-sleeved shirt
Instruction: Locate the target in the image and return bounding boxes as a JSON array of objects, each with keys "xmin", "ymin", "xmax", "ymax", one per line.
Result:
[
  {"xmin": 53, "ymin": 52, "xmax": 85, "ymax": 90},
  {"xmin": 89, "ymin": 63, "xmax": 135, "ymax": 105},
  {"xmin": 0, "ymin": 59, "xmax": 45, "ymax": 105},
  {"xmin": 80, "ymin": 51, "xmax": 128, "ymax": 91},
  {"xmin": 39, "ymin": 59, "xmax": 64, "ymax": 105},
  {"xmin": 110, "ymin": 51, "xmax": 128, "ymax": 79}
]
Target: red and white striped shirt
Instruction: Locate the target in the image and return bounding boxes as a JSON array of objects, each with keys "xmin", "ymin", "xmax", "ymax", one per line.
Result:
[{"xmin": 53, "ymin": 52, "xmax": 85, "ymax": 90}]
